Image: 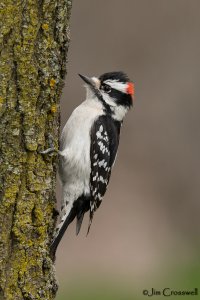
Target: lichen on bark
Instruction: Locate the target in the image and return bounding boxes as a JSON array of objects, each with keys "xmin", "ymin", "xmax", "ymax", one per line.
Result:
[{"xmin": 0, "ymin": 1, "xmax": 72, "ymax": 299}]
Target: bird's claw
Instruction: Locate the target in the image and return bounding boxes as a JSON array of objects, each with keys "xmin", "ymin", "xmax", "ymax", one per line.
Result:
[{"xmin": 39, "ymin": 133, "xmax": 58, "ymax": 155}]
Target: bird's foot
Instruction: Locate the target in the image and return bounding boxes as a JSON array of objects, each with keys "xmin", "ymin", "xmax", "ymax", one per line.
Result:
[{"xmin": 39, "ymin": 133, "xmax": 58, "ymax": 155}]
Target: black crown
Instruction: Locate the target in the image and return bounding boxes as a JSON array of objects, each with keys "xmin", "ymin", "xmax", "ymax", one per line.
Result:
[{"xmin": 99, "ymin": 71, "xmax": 130, "ymax": 83}]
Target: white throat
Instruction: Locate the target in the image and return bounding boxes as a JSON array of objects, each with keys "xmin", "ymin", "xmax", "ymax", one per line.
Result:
[{"xmin": 85, "ymin": 85, "xmax": 96, "ymax": 99}]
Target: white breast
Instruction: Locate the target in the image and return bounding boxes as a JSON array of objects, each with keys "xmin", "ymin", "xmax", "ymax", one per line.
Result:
[{"xmin": 59, "ymin": 98, "xmax": 104, "ymax": 204}]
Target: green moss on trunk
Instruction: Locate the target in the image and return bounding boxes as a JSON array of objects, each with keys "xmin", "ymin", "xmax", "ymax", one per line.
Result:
[{"xmin": 0, "ymin": 1, "xmax": 72, "ymax": 299}]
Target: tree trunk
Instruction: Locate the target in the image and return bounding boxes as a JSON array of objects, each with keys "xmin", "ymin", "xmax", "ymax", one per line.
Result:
[{"xmin": 0, "ymin": 1, "xmax": 72, "ymax": 299}]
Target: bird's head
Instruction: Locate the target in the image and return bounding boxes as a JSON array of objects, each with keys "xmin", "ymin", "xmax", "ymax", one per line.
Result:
[{"xmin": 79, "ymin": 71, "xmax": 134, "ymax": 121}]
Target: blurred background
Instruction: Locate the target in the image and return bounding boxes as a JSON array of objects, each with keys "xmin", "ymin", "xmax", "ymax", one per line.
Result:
[{"xmin": 56, "ymin": 1, "xmax": 200, "ymax": 299}]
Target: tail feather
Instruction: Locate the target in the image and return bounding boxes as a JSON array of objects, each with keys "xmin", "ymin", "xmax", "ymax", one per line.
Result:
[
  {"xmin": 50, "ymin": 195, "xmax": 91, "ymax": 255},
  {"xmin": 50, "ymin": 209, "xmax": 76, "ymax": 255},
  {"xmin": 76, "ymin": 195, "xmax": 90, "ymax": 235},
  {"xmin": 76, "ymin": 211, "xmax": 85, "ymax": 235},
  {"xmin": 86, "ymin": 209, "xmax": 94, "ymax": 236}
]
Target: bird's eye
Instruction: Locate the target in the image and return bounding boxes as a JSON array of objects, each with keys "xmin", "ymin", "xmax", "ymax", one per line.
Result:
[{"xmin": 102, "ymin": 84, "xmax": 111, "ymax": 93}]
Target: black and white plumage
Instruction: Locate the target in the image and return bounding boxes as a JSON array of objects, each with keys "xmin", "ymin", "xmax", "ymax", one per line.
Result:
[{"xmin": 50, "ymin": 71, "xmax": 134, "ymax": 254}]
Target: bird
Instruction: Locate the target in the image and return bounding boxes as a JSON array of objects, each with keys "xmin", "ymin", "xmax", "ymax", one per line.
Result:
[{"xmin": 50, "ymin": 71, "xmax": 134, "ymax": 254}]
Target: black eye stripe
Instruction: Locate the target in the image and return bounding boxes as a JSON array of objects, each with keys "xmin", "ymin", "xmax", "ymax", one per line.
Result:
[
  {"xmin": 100, "ymin": 83, "xmax": 111, "ymax": 93},
  {"xmin": 109, "ymin": 88, "xmax": 132, "ymax": 107},
  {"xmin": 100, "ymin": 81, "xmax": 132, "ymax": 109}
]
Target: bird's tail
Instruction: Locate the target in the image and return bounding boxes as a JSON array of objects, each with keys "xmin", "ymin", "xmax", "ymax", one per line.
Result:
[
  {"xmin": 76, "ymin": 211, "xmax": 85, "ymax": 235},
  {"xmin": 50, "ymin": 195, "xmax": 89, "ymax": 255},
  {"xmin": 86, "ymin": 208, "xmax": 95, "ymax": 235},
  {"xmin": 50, "ymin": 208, "xmax": 76, "ymax": 255}
]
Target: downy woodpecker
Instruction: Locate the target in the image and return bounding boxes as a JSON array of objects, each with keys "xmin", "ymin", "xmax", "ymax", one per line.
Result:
[{"xmin": 50, "ymin": 71, "xmax": 134, "ymax": 253}]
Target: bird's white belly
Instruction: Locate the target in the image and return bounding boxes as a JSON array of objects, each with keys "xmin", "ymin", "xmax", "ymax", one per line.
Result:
[{"xmin": 59, "ymin": 100, "xmax": 104, "ymax": 203}]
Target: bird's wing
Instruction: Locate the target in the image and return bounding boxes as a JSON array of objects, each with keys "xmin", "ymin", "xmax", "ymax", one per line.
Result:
[{"xmin": 88, "ymin": 115, "xmax": 121, "ymax": 232}]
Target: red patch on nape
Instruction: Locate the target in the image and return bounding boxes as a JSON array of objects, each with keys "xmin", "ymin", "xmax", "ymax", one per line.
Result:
[{"xmin": 126, "ymin": 82, "xmax": 135, "ymax": 96}]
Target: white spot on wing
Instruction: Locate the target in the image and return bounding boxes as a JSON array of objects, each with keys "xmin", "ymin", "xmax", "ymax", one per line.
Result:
[
  {"xmin": 103, "ymin": 161, "xmax": 107, "ymax": 168},
  {"xmin": 98, "ymin": 159, "xmax": 105, "ymax": 167}
]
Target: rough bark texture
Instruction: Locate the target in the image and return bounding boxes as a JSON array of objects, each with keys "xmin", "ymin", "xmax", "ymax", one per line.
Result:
[{"xmin": 0, "ymin": 1, "xmax": 72, "ymax": 299}]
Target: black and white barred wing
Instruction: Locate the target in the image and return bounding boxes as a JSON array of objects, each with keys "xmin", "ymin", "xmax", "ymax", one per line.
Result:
[{"xmin": 89, "ymin": 116, "xmax": 120, "ymax": 230}]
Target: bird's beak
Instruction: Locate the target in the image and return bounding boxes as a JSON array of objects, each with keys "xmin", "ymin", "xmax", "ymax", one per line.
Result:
[
  {"xmin": 79, "ymin": 74, "xmax": 95, "ymax": 87},
  {"xmin": 78, "ymin": 74, "xmax": 102, "ymax": 99}
]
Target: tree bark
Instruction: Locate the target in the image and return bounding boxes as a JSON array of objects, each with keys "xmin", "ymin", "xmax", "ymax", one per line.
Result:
[{"xmin": 0, "ymin": 1, "xmax": 72, "ymax": 299}]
